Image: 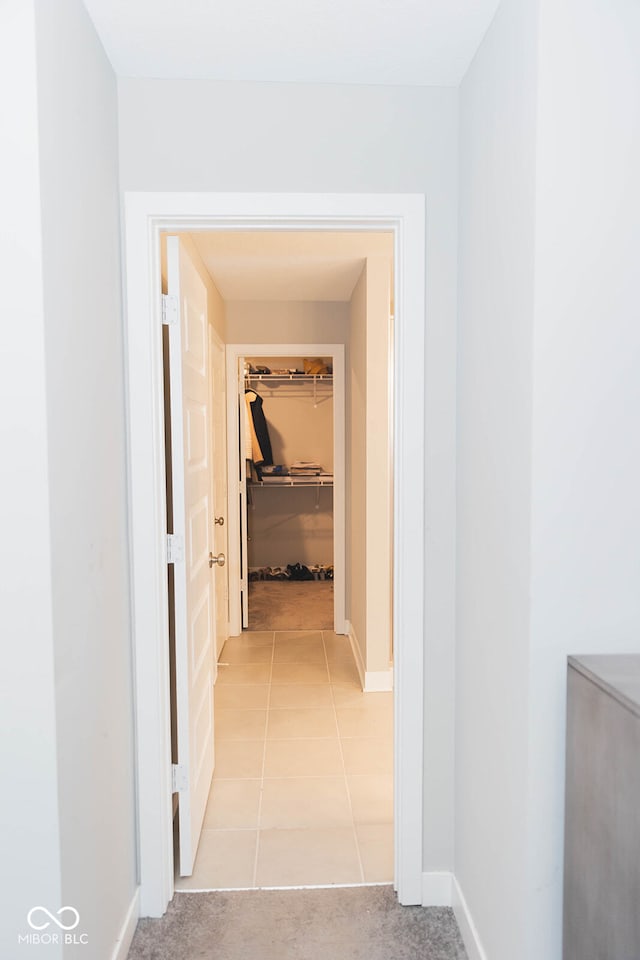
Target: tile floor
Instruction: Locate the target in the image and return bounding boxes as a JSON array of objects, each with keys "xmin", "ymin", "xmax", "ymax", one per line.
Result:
[{"xmin": 175, "ymin": 629, "xmax": 393, "ymax": 890}]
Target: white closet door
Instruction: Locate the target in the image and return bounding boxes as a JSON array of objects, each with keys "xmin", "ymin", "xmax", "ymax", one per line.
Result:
[
  {"xmin": 239, "ymin": 360, "xmax": 249, "ymax": 629},
  {"xmin": 210, "ymin": 327, "xmax": 229, "ymax": 658},
  {"xmin": 166, "ymin": 236, "xmax": 216, "ymax": 876}
]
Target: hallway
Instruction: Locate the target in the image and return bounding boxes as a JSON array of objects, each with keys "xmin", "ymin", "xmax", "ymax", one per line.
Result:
[{"xmin": 175, "ymin": 629, "xmax": 393, "ymax": 889}]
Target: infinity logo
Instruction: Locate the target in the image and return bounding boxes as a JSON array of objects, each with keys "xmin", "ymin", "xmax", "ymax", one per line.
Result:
[{"xmin": 27, "ymin": 907, "xmax": 80, "ymax": 931}]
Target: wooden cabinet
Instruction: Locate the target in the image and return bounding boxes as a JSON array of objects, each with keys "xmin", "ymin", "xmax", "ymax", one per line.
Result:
[{"xmin": 564, "ymin": 655, "xmax": 640, "ymax": 960}]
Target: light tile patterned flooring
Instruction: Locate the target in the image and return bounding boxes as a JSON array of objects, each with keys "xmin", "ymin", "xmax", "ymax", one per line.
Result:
[{"xmin": 175, "ymin": 629, "xmax": 393, "ymax": 890}]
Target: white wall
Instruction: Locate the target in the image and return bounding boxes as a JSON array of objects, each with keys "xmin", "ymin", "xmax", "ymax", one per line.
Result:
[
  {"xmin": 0, "ymin": 4, "xmax": 63, "ymax": 955},
  {"xmin": 118, "ymin": 78, "xmax": 459, "ymax": 870},
  {"xmin": 33, "ymin": 1, "xmax": 138, "ymax": 957},
  {"xmin": 458, "ymin": 0, "xmax": 640, "ymax": 957},
  {"xmin": 456, "ymin": 0, "xmax": 538, "ymax": 954},
  {"xmin": 528, "ymin": 1, "xmax": 640, "ymax": 956}
]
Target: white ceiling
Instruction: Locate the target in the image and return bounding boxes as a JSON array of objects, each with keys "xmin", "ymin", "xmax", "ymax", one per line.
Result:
[
  {"xmin": 189, "ymin": 231, "xmax": 393, "ymax": 301},
  {"xmin": 83, "ymin": 0, "xmax": 500, "ymax": 86}
]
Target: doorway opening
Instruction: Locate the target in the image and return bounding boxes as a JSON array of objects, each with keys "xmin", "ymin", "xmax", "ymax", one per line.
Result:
[
  {"xmin": 240, "ymin": 352, "xmax": 337, "ymax": 634},
  {"xmin": 226, "ymin": 343, "xmax": 346, "ymax": 639},
  {"xmin": 124, "ymin": 192, "xmax": 426, "ymax": 915},
  {"xmin": 164, "ymin": 228, "xmax": 394, "ymax": 888}
]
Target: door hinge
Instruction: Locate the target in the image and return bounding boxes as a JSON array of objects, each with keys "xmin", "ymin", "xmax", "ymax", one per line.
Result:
[
  {"xmin": 166, "ymin": 533, "xmax": 184, "ymax": 563},
  {"xmin": 162, "ymin": 294, "xmax": 178, "ymax": 326},
  {"xmin": 172, "ymin": 763, "xmax": 187, "ymax": 793}
]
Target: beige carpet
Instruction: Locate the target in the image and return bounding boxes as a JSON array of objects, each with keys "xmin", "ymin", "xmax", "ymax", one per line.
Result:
[
  {"xmin": 127, "ymin": 887, "xmax": 467, "ymax": 960},
  {"xmin": 248, "ymin": 581, "xmax": 334, "ymax": 630}
]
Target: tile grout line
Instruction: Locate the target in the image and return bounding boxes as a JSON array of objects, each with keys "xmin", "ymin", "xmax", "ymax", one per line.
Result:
[
  {"xmin": 214, "ymin": 630, "xmax": 382, "ymax": 889},
  {"xmin": 324, "ymin": 629, "xmax": 366, "ymax": 885},
  {"xmin": 251, "ymin": 630, "xmax": 275, "ymax": 888}
]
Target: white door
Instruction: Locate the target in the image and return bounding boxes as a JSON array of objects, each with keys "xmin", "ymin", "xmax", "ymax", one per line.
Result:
[
  {"xmin": 209, "ymin": 327, "xmax": 229, "ymax": 659},
  {"xmin": 238, "ymin": 358, "xmax": 249, "ymax": 629},
  {"xmin": 166, "ymin": 236, "xmax": 216, "ymax": 876}
]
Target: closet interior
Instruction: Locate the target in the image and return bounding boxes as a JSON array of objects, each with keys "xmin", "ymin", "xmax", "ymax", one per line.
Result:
[{"xmin": 242, "ymin": 355, "xmax": 335, "ymax": 630}]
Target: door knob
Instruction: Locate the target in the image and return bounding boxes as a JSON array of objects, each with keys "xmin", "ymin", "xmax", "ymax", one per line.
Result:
[
  {"xmin": 214, "ymin": 516, "xmax": 225, "ymax": 526},
  {"xmin": 209, "ymin": 552, "xmax": 226, "ymax": 568}
]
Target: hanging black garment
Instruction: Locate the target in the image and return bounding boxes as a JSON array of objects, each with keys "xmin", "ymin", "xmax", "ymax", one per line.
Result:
[{"xmin": 246, "ymin": 389, "xmax": 273, "ymax": 466}]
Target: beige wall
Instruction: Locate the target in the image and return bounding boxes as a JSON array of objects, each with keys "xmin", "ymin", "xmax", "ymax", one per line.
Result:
[
  {"xmin": 229, "ymin": 285, "xmax": 391, "ymax": 671},
  {"xmin": 227, "ymin": 300, "xmax": 348, "ymax": 569},
  {"xmin": 365, "ymin": 257, "xmax": 392, "ymax": 672},
  {"xmin": 347, "ymin": 259, "xmax": 392, "ymax": 675},
  {"xmin": 245, "ymin": 352, "xmax": 335, "ymax": 568},
  {"xmin": 348, "ymin": 266, "xmax": 367, "ymax": 662},
  {"xmin": 226, "ymin": 299, "xmax": 348, "ymax": 344},
  {"xmin": 248, "ymin": 357, "xmax": 334, "ymax": 470},
  {"xmin": 163, "ymin": 233, "xmax": 226, "ymax": 339},
  {"xmin": 248, "ymin": 485, "xmax": 334, "ymax": 568}
]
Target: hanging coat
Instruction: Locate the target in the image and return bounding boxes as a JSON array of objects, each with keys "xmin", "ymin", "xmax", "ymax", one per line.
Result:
[{"xmin": 244, "ymin": 390, "xmax": 273, "ymax": 466}]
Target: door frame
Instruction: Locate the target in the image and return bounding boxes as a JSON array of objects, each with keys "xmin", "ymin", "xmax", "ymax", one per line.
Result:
[
  {"xmin": 226, "ymin": 342, "xmax": 345, "ymax": 638},
  {"xmin": 123, "ymin": 192, "xmax": 426, "ymax": 916}
]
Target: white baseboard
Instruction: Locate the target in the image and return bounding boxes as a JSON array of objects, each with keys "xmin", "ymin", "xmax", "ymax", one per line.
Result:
[
  {"xmin": 420, "ymin": 872, "xmax": 487, "ymax": 960},
  {"xmin": 111, "ymin": 887, "xmax": 140, "ymax": 960},
  {"xmin": 345, "ymin": 619, "xmax": 366, "ymax": 689},
  {"xmin": 364, "ymin": 667, "xmax": 393, "ymax": 692},
  {"xmin": 345, "ymin": 620, "xmax": 394, "ymax": 692},
  {"xmin": 451, "ymin": 875, "xmax": 487, "ymax": 960},
  {"xmin": 421, "ymin": 871, "xmax": 453, "ymax": 906}
]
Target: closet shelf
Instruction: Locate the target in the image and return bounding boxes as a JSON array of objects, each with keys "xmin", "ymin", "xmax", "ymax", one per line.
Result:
[
  {"xmin": 245, "ymin": 372, "xmax": 333, "ymax": 406},
  {"xmin": 248, "ymin": 476, "xmax": 334, "ymax": 488},
  {"xmin": 245, "ymin": 373, "xmax": 333, "ymax": 384}
]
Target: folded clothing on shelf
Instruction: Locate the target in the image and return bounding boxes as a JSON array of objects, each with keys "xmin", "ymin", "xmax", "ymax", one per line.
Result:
[
  {"xmin": 290, "ymin": 460, "xmax": 322, "ymax": 475},
  {"xmin": 303, "ymin": 358, "xmax": 331, "ymax": 375},
  {"xmin": 260, "ymin": 464, "xmax": 289, "ymax": 476}
]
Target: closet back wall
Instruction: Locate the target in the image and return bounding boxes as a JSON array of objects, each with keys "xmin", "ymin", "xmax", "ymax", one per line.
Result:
[
  {"xmin": 247, "ymin": 354, "xmax": 333, "ymax": 569},
  {"xmin": 249, "ymin": 355, "xmax": 334, "ymax": 470},
  {"xmin": 226, "ymin": 299, "xmax": 348, "ymax": 571}
]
